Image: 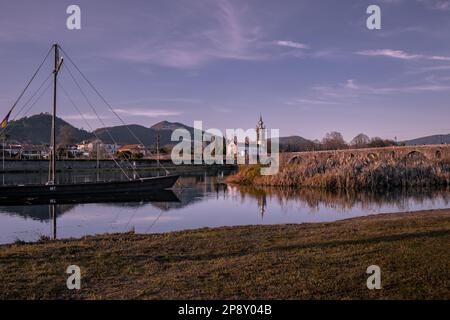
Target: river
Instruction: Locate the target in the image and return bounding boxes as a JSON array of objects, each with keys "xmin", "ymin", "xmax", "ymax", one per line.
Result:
[{"xmin": 0, "ymin": 170, "xmax": 449, "ymax": 244}]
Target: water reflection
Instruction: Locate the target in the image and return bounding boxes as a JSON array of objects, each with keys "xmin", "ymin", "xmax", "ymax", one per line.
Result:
[
  {"xmin": 234, "ymin": 186, "xmax": 450, "ymax": 216},
  {"xmin": 0, "ymin": 171, "xmax": 449, "ymax": 244}
]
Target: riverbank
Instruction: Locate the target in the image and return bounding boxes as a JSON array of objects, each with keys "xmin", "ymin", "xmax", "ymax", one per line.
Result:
[
  {"xmin": 1, "ymin": 209, "xmax": 449, "ymax": 299},
  {"xmin": 227, "ymin": 151, "xmax": 450, "ymax": 190}
]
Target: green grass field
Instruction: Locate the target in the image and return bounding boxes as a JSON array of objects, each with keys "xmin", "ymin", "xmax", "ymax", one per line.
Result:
[{"xmin": 1, "ymin": 209, "xmax": 449, "ymax": 299}]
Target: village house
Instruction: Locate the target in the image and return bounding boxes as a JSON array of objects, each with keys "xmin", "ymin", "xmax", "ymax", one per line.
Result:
[
  {"xmin": 21, "ymin": 144, "xmax": 50, "ymax": 159},
  {"xmin": 117, "ymin": 144, "xmax": 147, "ymax": 158},
  {"xmin": 0, "ymin": 144, "xmax": 49, "ymax": 159},
  {"xmin": 76, "ymin": 140, "xmax": 121, "ymax": 158}
]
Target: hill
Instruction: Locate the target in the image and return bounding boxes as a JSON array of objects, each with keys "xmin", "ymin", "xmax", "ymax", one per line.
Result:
[
  {"xmin": 3, "ymin": 113, "xmax": 195, "ymax": 147},
  {"xmin": 403, "ymin": 134, "xmax": 450, "ymax": 146},
  {"xmin": 276, "ymin": 136, "xmax": 316, "ymax": 152},
  {"xmin": 4, "ymin": 113, "xmax": 92, "ymax": 145},
  {"xmin": 5, "ymin": 113, "xmax": 448, "ymax": 149},
  {"xmin": 94, "ymin": 121, "xmax": 195, "ymax": 147}
]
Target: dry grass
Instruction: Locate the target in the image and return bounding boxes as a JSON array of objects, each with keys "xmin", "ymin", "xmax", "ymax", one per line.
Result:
[
  {"xmin": 227, "ymin": 156, "xmax": 450, "ymax": 190},
  {"xmin": 0, "ymin": 209, "xmax": 449, "ymax": 299}
]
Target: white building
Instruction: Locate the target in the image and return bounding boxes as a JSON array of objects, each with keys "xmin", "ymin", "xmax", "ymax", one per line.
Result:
[{"xmin": 76, "ymin": 140, "xmax": 121, "ymax": 158}]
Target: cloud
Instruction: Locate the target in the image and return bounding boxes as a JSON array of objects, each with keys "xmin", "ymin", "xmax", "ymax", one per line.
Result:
[
  {"xmin": 286, "ymin": 98, "xmax": 342, "ymax": 106},
  {"xmin": 344, "ymin": 79, "xmax": 359, "ymax": 90},
  {"xmin": 273, "ymin": 40, "xmax": 309, "ymax": 49},
  {"xmin": 303, "ymin": 77, "xmax": 450, "ymax": 106},
  {"xmin": 356, "ymin": 49, "xmax": 421, "ymax": 60},
  {"xmin": 418, "ymin": 0, "xmax": 450, "ymax": 11},
  {"xmin": 430, "ymin": 55, "xmax": 450, "ymax": 61},
  {"xmin": 376, "ymin": 84, "xmax": 450, "ymax": 93},
  {"xmin": 113, "ymin": 108, "xmax": 182, "ymax": 118},
  {"xmin": 383, "ymin": 0, "xmax": 450, "ymax": 11},
  {"xmin": 356, "ymin": 49, "xmax": 450, "ymax": 63},
  {"xmin": 62, "ymin": 113, "xmax": 110, "ymax": 121},
  {"xmin": 111, "ymin": 0, "xmax": 267, "ymax": 68},
  {"xmin": 411, "ymin": 65, "xmax": 450, "ymax": 73}
]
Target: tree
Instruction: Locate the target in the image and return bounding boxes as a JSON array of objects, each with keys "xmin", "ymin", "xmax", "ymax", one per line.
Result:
[
  {"xmin": 58, "ymin": 125, "xmax": 77, "ymax": 159},
  {"xmin": 322, "ymin": 131, "xmax": 347, "ymax": 150},
  {"xmin": 351, "ymin": 133, "xmax": 370, "ymax": 148},
  {"xmin": 59, "ymin": 125, "xmax": 76, "ymax": 145},
  {"xmin": 117, "ymin": 151, "xmax": 132, "ymax": 160},
  {"xmin": 367, "ymin": 137, "xmax": 397, "ymax": 148}
]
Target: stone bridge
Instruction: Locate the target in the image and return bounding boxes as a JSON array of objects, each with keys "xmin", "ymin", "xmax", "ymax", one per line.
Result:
[{"xmin": 280, "ymin": 145, "xmax": 450, "ymax": 166}]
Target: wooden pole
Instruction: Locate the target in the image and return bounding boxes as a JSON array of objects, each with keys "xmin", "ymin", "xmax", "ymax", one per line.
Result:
[{"xmin": 50, "ymin": 44, "xmax": 59, "ymax": 184}]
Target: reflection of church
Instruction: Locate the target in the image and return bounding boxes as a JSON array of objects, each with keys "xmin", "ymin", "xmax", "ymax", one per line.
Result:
[{"xmin": 257, "ymin": 193, "xmax": 267, "ymax": 219}]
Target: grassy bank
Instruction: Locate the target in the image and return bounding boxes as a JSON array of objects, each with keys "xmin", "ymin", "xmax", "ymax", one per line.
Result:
[
  {"xmin": 227, "ymin": 154, "xmax": 450, "ymax": 190},
  {"xmin": 1, "ymin": 209, "xmax": 449, "ymax": 299}
]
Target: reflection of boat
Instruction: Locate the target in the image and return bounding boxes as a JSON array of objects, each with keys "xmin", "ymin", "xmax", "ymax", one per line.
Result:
[
  {"xmin": 0, "ymin": 188, "xmax": 180, "ymax": 206},
  {"xmin": 0, "ymin": 44, "xmax": 178, "ymax": 202}
]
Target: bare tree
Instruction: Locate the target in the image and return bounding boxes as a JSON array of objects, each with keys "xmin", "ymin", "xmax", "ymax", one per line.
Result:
[
  {"xmin": 58, "ymin": 125, "xmax": 77, "ymax": 159},
  {"xmin": 322, "ymin": 131, "xmax": 347, "ymax": 150},
  {"xmin": 351, "ymin": 133, "xmax": 370, "ymax": 148},
  {"xmin": 368, "ymin": 137, "xmax": 397, "ymax": 148}
]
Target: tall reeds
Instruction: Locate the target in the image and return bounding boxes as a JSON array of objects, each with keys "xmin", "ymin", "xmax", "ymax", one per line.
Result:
[{"xmin": 227, "ymin": 155, "xmax": 450, "ymax": 191}]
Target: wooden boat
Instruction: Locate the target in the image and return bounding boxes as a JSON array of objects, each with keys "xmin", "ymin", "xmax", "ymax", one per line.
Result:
[
  {"xmin": 0, "ymin": 175, "xmax": 179, "ymax": 201},
  {"xmin": 0, "ymin": 187, "xmax": 180, "ymax": 206},
  {"xmin": 0, "ymin": 44, "xmax": 179, "ymax": 203}
]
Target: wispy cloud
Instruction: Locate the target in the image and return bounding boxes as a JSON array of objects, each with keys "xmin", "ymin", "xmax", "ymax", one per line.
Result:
[
  {"xmin": 418, "ymin": 0, "xmax": 450, "ymax": 11},
  {"xmin": 430, "ymin": 55, "xmax": 450, "ymax": 61},
  {"xmin": 410, "ymin": 65, "xmax": 450, "ymax": 73},
  {"xmin": 273, "ymin": 40, "xmax": 309, "ymax": 50},
  {"xmin": 381, "ymin": 0, "xmax": 450, "ymax": 11},
  {"xmin": 344, "ymin": 79, "xmax": 359, "ymax": 90},
  {"xmin": 356, "ymin": 49, "xmax": 421, "ymax": 60},
  {"xmin": 286, "ymin": 98, "xmax": 342, "ymax": 106},
  {"xmin": 62, "ymin": 113, "xmax": 111, "ymax": 121},
  {"xmin": 111, "ymin": 0, "xmax": 267, "ymax": 68},
  {"xmin": 113, "ymin": 108, "xmax": 182, "ymax": 118},
  {"xmin": 314, "ymin": 78, "xmax": 450, "ymax": 98},
  {"xmin": 356, "ymin": 49, "xmax": 450, "ymax": 63}
]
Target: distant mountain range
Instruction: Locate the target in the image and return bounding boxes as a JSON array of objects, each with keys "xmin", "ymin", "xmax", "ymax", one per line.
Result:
[
  {"xmin": 275, "ymin": 136, "xmax": 317, "ymax": 152},
  {"xmin": 3, "ymin": 113, "xmax": 449, "ymax": 148},
  {"xmin": 4, "ymin": 114, "xmax": 194, "ymax": 148},
  {"xmin": 402, "ymin": 134, "xmax": 450, "ymax": 146},
  {"xmin": 5, "ymin": 114, "xmax": 92, "ymax": 145}
]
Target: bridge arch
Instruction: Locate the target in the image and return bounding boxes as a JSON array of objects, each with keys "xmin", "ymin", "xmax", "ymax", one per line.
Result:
[
  {"xmin": 435, "ymin": 149, "xmax": 442, "ymax": 159},
  {"xmin": 406, "ymin": 150, "xmax": 426, "ymax": 161},
  {"xmin": 288, "ymin": 155, "xmax": 304, "ymax": 165}
]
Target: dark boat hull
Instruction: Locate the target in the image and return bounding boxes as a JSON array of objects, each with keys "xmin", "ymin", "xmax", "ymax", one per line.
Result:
[
  {"xmin": 0, "ymin": 175, "xmax": 179, "ymax": 203},
  {"xmin": 0, "ymin": 189, "xmax": 180, "ymax": 206}
]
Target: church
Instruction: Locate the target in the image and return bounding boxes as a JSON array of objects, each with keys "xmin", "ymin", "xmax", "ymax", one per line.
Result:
[{"xmin": 226, "ymin": 115, "xmax": 267, "ymax": 163}]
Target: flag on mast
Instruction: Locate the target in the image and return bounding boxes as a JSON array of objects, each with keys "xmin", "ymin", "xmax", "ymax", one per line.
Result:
[{"xmin": 1, "ymin": 110, "xmax": 12, "ymax": 129}]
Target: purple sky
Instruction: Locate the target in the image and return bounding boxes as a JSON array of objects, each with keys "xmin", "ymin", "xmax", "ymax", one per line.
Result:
[{"xmin": 1, "ymin": 0, "xmax": 450, "ymax": 141}]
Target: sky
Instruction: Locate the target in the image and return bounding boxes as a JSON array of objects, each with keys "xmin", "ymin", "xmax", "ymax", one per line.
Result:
[{"xmin": 1, "ymin": 0, "xmax": 450, "ymax": 141}]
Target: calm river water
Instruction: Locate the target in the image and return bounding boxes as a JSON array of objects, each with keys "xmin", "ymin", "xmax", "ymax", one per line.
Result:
[{"xmin": 0, "ymin": 170, "xmax": 449, "ymax": 244}]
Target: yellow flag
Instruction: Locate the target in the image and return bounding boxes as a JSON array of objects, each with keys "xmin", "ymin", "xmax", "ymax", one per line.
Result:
[{"xmin": 1, "ymin": 110, "xmax": 12, "ymax": 129}]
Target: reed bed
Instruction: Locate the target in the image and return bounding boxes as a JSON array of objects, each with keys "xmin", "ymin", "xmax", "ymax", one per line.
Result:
[{"xmin": 227, "ymin": 156, "xmax": 450, "ymax": 191}]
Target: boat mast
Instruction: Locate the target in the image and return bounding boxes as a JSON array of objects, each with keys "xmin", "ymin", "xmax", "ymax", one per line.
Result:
[{"xmin": 50, "ymin": 44, "xmax": 62, "ymax": 185}]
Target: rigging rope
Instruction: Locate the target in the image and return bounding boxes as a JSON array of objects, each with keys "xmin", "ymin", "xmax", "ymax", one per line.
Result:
[
  {"xmin": 0, "ymin": 46, "xmax": 52, "ymax": 133},
  {"xmin": 58, "ymin": 81, "xmax": 132, "ymax": 181},
  {"xmin": 10, "ymin": 46, "xmax": 52, "ymax": 110},
  {"xmin": 0, "ymin": 77, "xmax": 51, "ymax": 140},
  {"xmin": 60, "ymin": 65, "xmax": 141, "ymax": 179},
  {"xmin": 59, "ymin": 45, "xmax": 170, "ymax": 175},
  {"xmin": 2, "ymin": 72, "xmax": 53, "ymax": 137}
]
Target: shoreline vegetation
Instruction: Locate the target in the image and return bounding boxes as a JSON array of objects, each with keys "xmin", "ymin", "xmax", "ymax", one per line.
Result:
[
  {"xmin": 227, "ymin": 151, "xmax": 450, "ymax": 190},
  {"xmin": 1, "ymin": 209, "xmax": 449, "ymax": 299}
]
